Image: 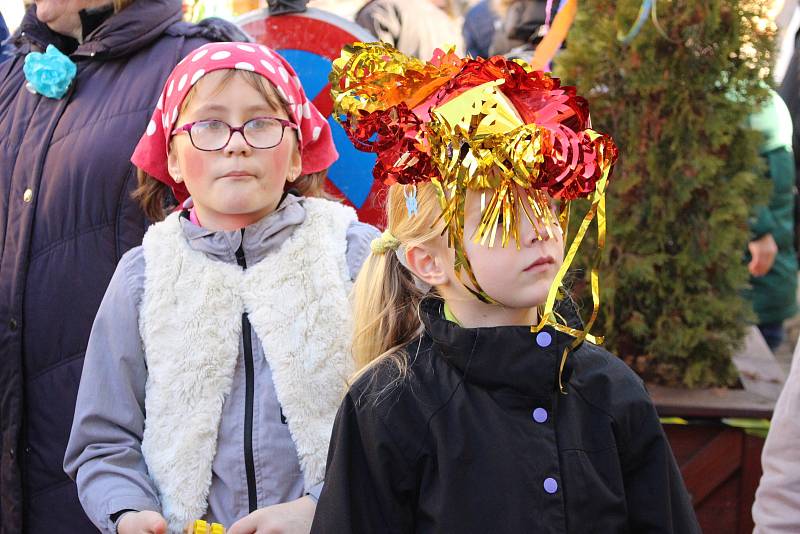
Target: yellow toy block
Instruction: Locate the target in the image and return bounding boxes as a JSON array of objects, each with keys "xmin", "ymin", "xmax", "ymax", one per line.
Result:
[{"xmin": 188, "ymin": 519, "xmax": 225, "ymax": 534}]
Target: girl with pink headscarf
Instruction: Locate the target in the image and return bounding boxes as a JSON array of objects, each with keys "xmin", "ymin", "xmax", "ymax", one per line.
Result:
[{"xmin": 64, "ymin": 42, "xmax": 378, "ymax": 534}]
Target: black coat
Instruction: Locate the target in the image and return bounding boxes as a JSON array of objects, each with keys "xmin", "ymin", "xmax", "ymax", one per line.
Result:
[
  {"xmin": 312, "ymin": 299, "xmax": 700, "ymax": 534},
  {"xmin": 0, "ymin": 2, "xmax": 245, "ymax": 531}
]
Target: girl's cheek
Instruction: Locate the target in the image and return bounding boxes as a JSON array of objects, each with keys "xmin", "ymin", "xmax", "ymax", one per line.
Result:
[{"xmin": 181, "ymin": 151, "xmax": 209, "ymax": 181}]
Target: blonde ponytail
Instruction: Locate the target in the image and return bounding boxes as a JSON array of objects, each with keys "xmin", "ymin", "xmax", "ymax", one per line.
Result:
[{"xmin": 351, "ymin": 183, "xmax": 446, "ymax": 382}]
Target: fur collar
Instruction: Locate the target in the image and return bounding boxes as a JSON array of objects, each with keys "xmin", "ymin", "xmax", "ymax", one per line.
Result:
[{"xmin": 139, "ymin": 198, "xmax": 356, "ymax": 531}]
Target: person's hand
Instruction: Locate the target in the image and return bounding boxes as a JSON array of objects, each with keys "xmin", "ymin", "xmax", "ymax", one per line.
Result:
[
  {"xmin": 748, "ymin": 233, "xmax": 778, "ymax": 277},
  {"xmin": 117, "ymin": 511, "xmax": 167, "ymax": 534},
  {"xmin": 228, "ymin": 496, "xmax": 316, "ymax": 534}
]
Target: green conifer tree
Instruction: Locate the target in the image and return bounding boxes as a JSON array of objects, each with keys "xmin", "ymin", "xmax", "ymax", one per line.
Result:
[{"xmin": 555, "ymin": 1, "xmax": 774, "ymax": 387}]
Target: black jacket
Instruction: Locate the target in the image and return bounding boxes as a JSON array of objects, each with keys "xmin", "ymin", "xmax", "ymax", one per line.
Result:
[
  {"xmin": 0, "ymin": 2, "xmax": 245, "ymax": 531},
  {"xmin": 312, "ymin": 299, "xmax": 700, "ymax": 534}
]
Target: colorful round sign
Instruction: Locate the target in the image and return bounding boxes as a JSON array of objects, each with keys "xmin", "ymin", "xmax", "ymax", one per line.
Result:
[{"xmin": 237, "ymin": 8, "xmax": 386, "ymax": 227}]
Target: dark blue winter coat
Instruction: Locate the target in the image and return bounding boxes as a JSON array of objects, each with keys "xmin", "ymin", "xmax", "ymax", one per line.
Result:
[
  {"xmin": 0, "ymin": 12, "xmax": 11, "ymax": 62},
  {"xmin": 0, "ymin": 2, "xmax": 245, "ymax": 531}
]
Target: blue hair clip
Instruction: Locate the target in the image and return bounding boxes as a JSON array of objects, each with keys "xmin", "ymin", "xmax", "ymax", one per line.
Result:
[{"xmin": 404, "ymin": 185, "xmax": 419, "ymax": 217}]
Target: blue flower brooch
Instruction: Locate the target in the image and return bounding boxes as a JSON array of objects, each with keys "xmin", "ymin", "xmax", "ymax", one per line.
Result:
[{"xmin": 23, "ymin": 45, "xmax": 77, "ymax": 99}]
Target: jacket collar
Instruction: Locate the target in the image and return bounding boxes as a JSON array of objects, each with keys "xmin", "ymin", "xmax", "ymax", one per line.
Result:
[
  {"xmin": 179, "ymin": 193, "xmax": 307, "ymax": 267},
  {"xmin": 12, "ymin": 0, "xmax": 182, "ymax": 59},
  {"xmin": 420, "ymin": 297, "xmax": 577, "ymax": 398}
]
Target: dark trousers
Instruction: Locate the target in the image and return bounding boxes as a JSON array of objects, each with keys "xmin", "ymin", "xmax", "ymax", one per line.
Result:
[{"xmin": 759, "ymin": 321, "xmax": 785, "ymax": 351}]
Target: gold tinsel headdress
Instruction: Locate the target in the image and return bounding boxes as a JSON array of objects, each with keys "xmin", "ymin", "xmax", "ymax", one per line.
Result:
[{"xmin": 331, "ymin": 42, "xmax": 617, "ymax": 383}]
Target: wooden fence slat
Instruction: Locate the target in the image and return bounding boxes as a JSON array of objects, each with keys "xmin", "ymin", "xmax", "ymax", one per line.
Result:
[
  {"xmin": 681, "ymin": 428, "xmax": 743, "ymax": 505},
  {"xmin": 737, "ymin": 434, "xmax": 764, "ymax": 534}
]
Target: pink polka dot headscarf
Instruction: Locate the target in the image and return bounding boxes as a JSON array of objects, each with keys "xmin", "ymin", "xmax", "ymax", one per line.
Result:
[{"xmin": 132, "ymin": 42, "xmax": 338, "ymax": 204}]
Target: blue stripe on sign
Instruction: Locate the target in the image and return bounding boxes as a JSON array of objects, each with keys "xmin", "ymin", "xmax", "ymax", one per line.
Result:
[
  {"xmin": 327, "ymin": 115, "xmax": 377, "ymax": 208},
  {"xmin": 277, "ymin": 49, "xmax": 332, "ymax": 100}
]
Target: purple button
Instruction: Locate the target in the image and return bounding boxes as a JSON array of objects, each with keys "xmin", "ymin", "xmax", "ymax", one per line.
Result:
[
  {"xmin": 544, "ymin": 477, "xmax": 558, "ymax": 494},
  {"xmin": 533, "ymin": 408, "xmax": 548, "ymax": 423},
  {"xmin": 536, "ymin": 331, "xmax": 552, "ymax": 348}
]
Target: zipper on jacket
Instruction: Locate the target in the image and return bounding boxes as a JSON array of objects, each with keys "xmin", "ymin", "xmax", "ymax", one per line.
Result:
[{"xmin": 235, "ymin": 232, "xmax": 258, "ymax": 513}]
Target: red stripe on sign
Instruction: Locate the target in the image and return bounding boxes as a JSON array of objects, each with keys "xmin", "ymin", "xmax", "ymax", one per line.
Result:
[
  {"xmin": 242, "ymin": 15, "xmax": 360, "ymax": 60},
  {"xmin": 311, "ymin": 82, "xmax": 333, "ymax": 118}
]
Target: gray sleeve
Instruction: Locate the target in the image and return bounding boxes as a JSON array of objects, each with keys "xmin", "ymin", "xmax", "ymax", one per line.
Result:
[
  {"xmin": 753, "ymin": 339, "xmax": 800, "ymax": 533},
  {"xmin": 346, "ymin": 221, "xmax": 380, "ymax": 281},
  {"xmin": 63, "ymin": 248, "xmax": 161, "ymax": 534}
]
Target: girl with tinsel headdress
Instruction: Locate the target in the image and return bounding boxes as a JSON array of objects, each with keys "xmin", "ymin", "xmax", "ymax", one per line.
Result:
[{"xmin": 310, "ymin": 42, "xmax": 700, "ymax": 533}]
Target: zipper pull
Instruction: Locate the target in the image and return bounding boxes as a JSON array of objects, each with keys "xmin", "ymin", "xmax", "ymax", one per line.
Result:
[{"xmin": 235, "ymin": 228, "xmax": 247, "ymax": 269}]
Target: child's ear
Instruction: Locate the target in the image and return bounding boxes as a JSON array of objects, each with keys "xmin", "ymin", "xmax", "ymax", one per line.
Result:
[
  {"xmin": 404, "ymin": 245, "xmax": 449, "ymax": 287},
  {"xmin": 286, "ymin": 145, "xmax": 302, "ymax": 183},
  {"xmin": 167, "ymin": 146, "xmax": 183, "ymax": 183}
]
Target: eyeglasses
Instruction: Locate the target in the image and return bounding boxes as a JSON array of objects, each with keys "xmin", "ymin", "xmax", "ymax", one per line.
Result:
[{"xmin": 172, "ymin": 116, "xmax": 299, "ymax": 151}]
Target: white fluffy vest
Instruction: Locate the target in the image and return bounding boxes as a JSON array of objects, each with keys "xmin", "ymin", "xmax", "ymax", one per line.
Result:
[{"xmin": 139, "ymin": 198, "xmax": 356, "ymax": 531}]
